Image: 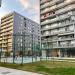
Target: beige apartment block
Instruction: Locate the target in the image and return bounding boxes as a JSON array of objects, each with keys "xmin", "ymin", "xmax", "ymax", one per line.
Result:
[{"xmin": 0, "ymin": 12, "xmax": 14, "ymax": 53}]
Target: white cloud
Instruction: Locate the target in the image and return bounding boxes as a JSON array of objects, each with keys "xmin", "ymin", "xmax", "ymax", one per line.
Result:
[
  {"xmin": 19, "ymin": 0, "xmax": 30, "ymax": 9},
  {"xmin": 19, "ymin": 0, "xmax": 40, "ymax": 23},
  {"xmin": 19, "ymin": 0, "xmax": 40, "ymax": 12},
  {"xmin": 0, "ymin": 0, "xmax": 40, "ymax": 23},
  {"xmin": 32, "ymin": 15, "xmax": 40, "ymax": 24},
  {"xmin": 0, "ymin": 1, "xmax": 10, "ymax": 18}
]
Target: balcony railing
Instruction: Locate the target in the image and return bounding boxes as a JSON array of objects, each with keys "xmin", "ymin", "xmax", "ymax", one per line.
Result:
[
  {"xmin": 1, "ymin": 23, "xmax": 13, "ymax": 29},
  {"xmin": 41, "ymin": 2, "xmax": 75, "ymax": 16},
  {"xmin": 58, "ymin": 30, "xmax": 74, "ymax": 36},
  {"xmin": 41, "ymin": 5, "xmax": 75, "ymax": 21},
  {"xmin": 41, "ymin": 2, "xmax": 50, "ymax": 9},
  {"xmin": 58, "ymin": 38, "xmax": 75, "ymax": 41},
  {"xmin": 41, "ymin": 15, "xmax": 70, "ymax": 25},
  {"xmin": 41, "ymin": 22, "xmax": 74, "ymax": 31},
  {"xmin": 56, "ymin": 4, "xmax": 75, "ymax": 15},
  {"xmin": 41, "ymin": 30, "xmax": 74, "ymax": 38},
  {"xmin": 40, "ymin": 0, "xmax": 60, "ymax": 9},
  {"xmin": 41, "ymin": 0, "xmax": 75, "ymax": 10},
  {"xmin": 1, "ymin": 19, "xmax": 13, "ymax": 26},
  {"xmin": 1, "ymin": 15, "xmax": 13, "ymax": 23},
  {"xmin": 59, "ymin": 44, "xmax": 75, "ymax": 48},
  {"xmin": 42, "ymin": 31, "xmax": 58, "ymax": 37},
  {"xmin": 40, "ymin": 0, "xmax": 50, "ymax": 4},
  {"xmin": 41, "ymin": 5, "xmax": 56, "ymax": 14}
]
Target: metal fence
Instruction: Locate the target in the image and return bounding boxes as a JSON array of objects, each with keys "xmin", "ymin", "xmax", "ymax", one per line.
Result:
[
  {"xmin": 0, "ymin": 33, "xmax": 75, "ymax": 64},
  {"xmin": 0, "ymin": 33, "xmax": 42, "ymax": 64}
]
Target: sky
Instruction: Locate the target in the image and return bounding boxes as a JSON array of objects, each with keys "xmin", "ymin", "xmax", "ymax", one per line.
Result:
[{"xmin": 0, "ymin": 0, "xmax": 40, "ymax": 23}]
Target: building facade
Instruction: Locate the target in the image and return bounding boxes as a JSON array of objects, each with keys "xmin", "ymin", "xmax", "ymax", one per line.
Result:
[
  {"xmin": 40, "ymin": 0, "xmax": 75, "ymax": 57},
  {"xmin": 0, "ymin": 12, "xmax": 40, "ymax": 56}
]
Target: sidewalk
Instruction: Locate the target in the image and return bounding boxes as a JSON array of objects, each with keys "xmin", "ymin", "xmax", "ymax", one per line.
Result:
[{"xmin": 0, "ymin": 67, "xmax": 43, "ymax": 75}]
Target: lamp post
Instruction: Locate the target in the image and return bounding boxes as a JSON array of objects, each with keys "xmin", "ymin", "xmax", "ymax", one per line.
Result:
[
  {"xmin": 21, "ymin": 32, "xmax": 25, "ymax": 64},
  {"xmin": 13, "ymin": 34, "xmax": 16, "ymax": 63},
  {"xmin": 46, "ymin": 36, "xmax": 49, "ymax": 60}
]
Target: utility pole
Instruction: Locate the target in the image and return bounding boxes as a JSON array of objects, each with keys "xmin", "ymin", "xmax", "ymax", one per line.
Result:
[{"xmin": 22, "ymin": 33, "xmax": 24, "ymax": 64}]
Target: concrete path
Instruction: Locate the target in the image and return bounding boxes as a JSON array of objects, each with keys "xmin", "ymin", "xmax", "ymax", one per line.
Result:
[{"xmin": 0, "ymin": 67, "xmax": 43, "ymax": 75}]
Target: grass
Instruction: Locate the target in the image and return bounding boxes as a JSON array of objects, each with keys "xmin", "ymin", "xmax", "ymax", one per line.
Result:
[{"xmin": 0, "ymin": 61, "xmax": 75, "ymax": 75}]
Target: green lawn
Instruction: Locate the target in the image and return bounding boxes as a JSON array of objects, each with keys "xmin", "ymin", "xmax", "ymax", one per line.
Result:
[{"xmin": 0, "ymin": 61, "xmax": 75, "ymax": 75}]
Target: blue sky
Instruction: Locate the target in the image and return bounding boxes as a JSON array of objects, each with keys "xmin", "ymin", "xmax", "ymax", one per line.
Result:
[{"xmin": 0, "ymin": 0, "xmax": 40, "ymax": 23}]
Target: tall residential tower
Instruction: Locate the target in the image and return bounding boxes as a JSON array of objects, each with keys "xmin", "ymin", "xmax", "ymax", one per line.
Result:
[
  {"xmin": 40, "ymin": 0, "xmax": 75, "ymax": 57},
  {"xmin": 0, "ymin": 12, "xmax": 40, "ymax": 55}
]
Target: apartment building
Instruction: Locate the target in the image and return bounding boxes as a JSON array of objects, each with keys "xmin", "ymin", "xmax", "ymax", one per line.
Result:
[
  {"xmin": 40, "ymin": 0, "xmax": 75, "ymax": 57},
  {"xmin": 0, "ymin": 11, "xmax": 40, "ymax": 56}
]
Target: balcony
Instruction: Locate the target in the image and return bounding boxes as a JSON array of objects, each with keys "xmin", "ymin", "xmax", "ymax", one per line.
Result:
[
  {"xmin": 8, "ymin": 39, "xmax": 12, "ymax": 43},
  {"xmin": 41, "ymin": 5, "xmax": 56, "ymax": 14},
  {"xmin": 41, "ymin": 0, "xmax": 71, "ymax": 9},
  {"xmin": 56, "ymin": 0, "xmax": 75, "ymax": 10},
  {"xmin": 58, "ymin": 38, "xmax": 75, "ymax": 42},
  {"xmin": 58, "ymin": 30, "xmax": 74, "ymax": 36},
  {"xmin": 41, "ymin": 22, "xmax": 74, "ymax": 31},
  {"xmin": 1, "ymin": 15, "xmax": 13, "ymax": 23},
  {"xmin": 41, "ymin": 0, "xmax": 70, "ymax": 14},
  {"xmin": 1, "ymin": 27, "xmax": 13, "ymax": 33},
  {"xmin": 41, "ymin": 0, "xmax": 75, "ymax": 10},
  {"xmin": 41, "ymin": 2, "xmax": 50, "ymax": 9},
  {"xmin": 40, "ymin": 0, "xmax": 61, "ymax": 10},
  {"xmin": 8, "ymin": 44, "xmax": 12, "ymax": 47},
  {"xmin": 2, "ymin": 45, "xmax": 7, "ymax": 47},
  {"xmin": 1, "ymin": 23, "xmax": 13, "ymax": 30},
  {"xmin": 56, "ymin": 4, "xmax": 75, "ymax": 15},
  {"xmin": 41, "ymin": 15, "xmax": 70, "ymax": 25},
  {"xmin": 0, "ymin": 37, "xmax": 2, "ymax": 40},
  {"xmin": 40, "ymin": 0, "xmax": 50, "ymax": 4},
  {"xmin": 41, "ymin": 43, "xmax": 58, "ymax": 49},
  {"xmin": 58, "ymin": 44, "xmax": 75, "ymax": 48},
  {"xmin": 41, "ymin": 5, "xmax": 75, "ymax": 21},
  {"xmin": 41, "ymin": 2, "xmax": 75, "ymax": 20},
  {"xmin": 42, "ymin": 39, "xmax": 58, "ymax": 43},
  {"xmin": 1, "ymin": 19, "xmax": 13, "ymax": 27},
  {"xmin": 41, "ymin": 13, "xmax": 56, "ymax": 20},
  {"xmin": 1, "ymin": 32, "xmax": 13, "ymax": 36},
  {"xmin": 2, "ymin": 40, "xmax": 7, "ymax": 43},
  {"xmin": 42, "ymin": 31, "xmax": 58, "ymax": 37}
]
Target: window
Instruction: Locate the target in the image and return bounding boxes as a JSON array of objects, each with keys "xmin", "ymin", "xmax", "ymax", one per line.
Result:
[{"xmin": 24, "ymin": 22, "xmax": 26, "ymax": 27}]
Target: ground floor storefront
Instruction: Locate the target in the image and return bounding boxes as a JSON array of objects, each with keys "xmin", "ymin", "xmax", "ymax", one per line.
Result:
[{"xmin": 42, "ymin": 48, "xmax": 75, "ymax": 58}]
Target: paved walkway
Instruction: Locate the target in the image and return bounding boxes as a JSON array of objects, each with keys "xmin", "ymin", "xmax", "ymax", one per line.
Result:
[{"xmin": 0, "ymin": 67, "xmax": 43, "ymax": 75}]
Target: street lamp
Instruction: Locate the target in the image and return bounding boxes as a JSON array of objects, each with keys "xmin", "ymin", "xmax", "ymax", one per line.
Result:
[{"xmin": 45, "ymin": 36, "xmax": 49, "ymax": 60}]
